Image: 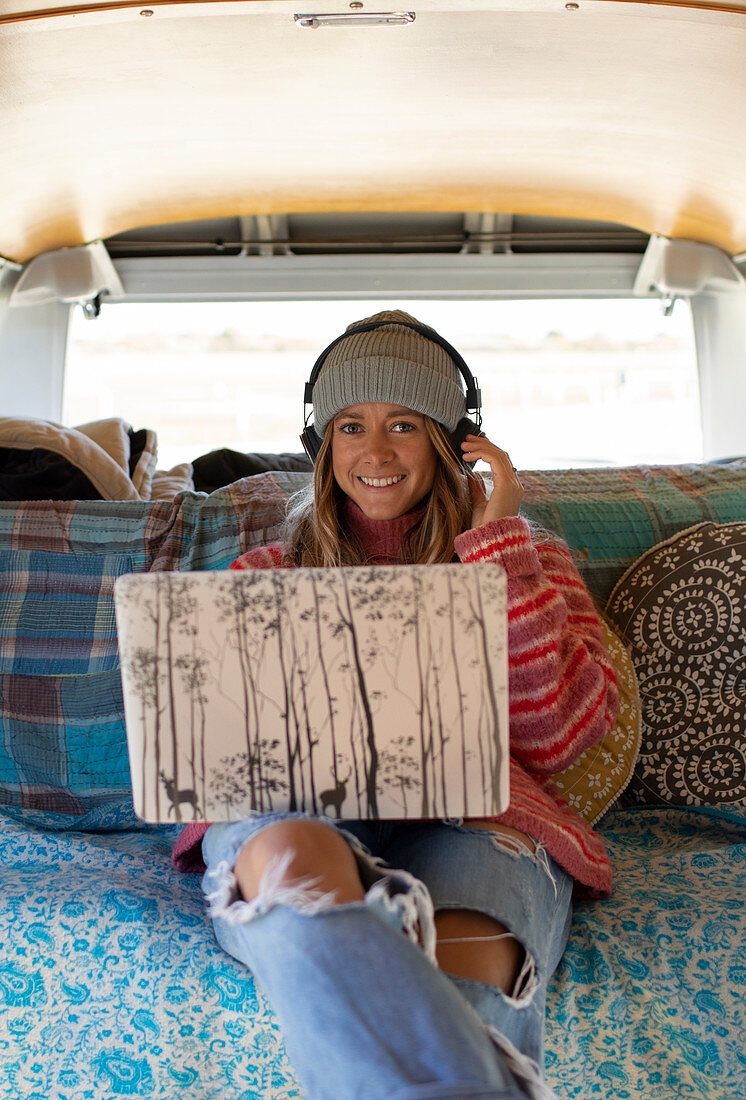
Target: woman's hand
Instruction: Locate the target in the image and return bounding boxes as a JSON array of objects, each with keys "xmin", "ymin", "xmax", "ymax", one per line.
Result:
[{"xmin": 461, "ymin": 434, "xmax": 524, "ymax": 529}]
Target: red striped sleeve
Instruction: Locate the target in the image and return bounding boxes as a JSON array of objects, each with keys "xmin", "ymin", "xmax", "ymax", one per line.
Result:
[
  {"xmin": 506, "ymin": 585, "xmax": 559, "ymax": 624},
  {"xmin": 454, "ymin": 518, "xmax": 541, "ymax": 576},
  {"xmin": 510, "ymin": 639, "xmax": 557, "ymax": 668},
  {"xmin": 510, "ymin": 646, "xmax": 587, "ymax": 716},
  {"xmin": 455, "ymin": 517, "xmax": 619, "ymax": 778},
  {"xmin": 513, "ymin": 677, "xmax": 609, "ymax": 771},
  {"xmin": 229, "ymin": 544, "xmax": 285, "ymax": 570}
]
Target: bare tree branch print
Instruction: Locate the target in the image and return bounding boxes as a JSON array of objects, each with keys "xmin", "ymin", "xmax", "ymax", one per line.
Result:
[
  {"xmin": 212, "ymin": 741, "xmax": 288, "ymax": 818},
  {"xmin": 216, "ymin": 572, "xmax": 276, "ymax": 811},
  {"xmin": 330, "ymin": 572, "xmax": 380, "ymax": 818},
  {"xmin": 379, "ymin": 736, "xmax": 421, "ymax": 815},
  {"xmin": 309, "ymin": 572, "xmax": 341, "ymax": 792},
  {"xmin": 116, "ymin": 563, "xmax": 508, "ymax": 823},
  {"xmin": 119, "ymin": 584, "xmax": 165, "ymax": 820},
  {"xmin": 466, "ymin": 572, "xmax": 506, "ymax": 812},
  {"xmin": 447, "ymin": 569, "xmax": 470, "ymax": 816},
  {"xmin": 126, "ymin": 643, "xmax": 160, "ymax": 820}
]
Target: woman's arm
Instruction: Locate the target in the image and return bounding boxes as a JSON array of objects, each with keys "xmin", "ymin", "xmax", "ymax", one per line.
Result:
[
  {"xmin": 454, "ymin": 436, "xmax": 619, "ymax": 777},
  {"xmin": 229, "ymin": 544, "xmax": 285, "ymax": 570}
]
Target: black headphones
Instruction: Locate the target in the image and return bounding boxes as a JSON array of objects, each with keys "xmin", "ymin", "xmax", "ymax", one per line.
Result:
[{"xmin": 300, "ymin": 318, "xmax": 483, "ymax": 465}]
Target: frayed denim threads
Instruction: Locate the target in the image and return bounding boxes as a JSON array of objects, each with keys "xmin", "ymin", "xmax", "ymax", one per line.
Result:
[{"xmin": 202, "ymin": 813, "xmax": 570, "ymax": 1100}]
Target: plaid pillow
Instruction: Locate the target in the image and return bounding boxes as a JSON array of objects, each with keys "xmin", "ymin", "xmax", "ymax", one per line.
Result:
[
  {"xmin": 0, "ymin": 475, "xmax": 291, "ymax": 829},
  {"xmin": 512, "ymin": 459, "xmax": 746, "ymax": 605},
  {"xmin": 0, "ymin": 550, "xmax": 131, "ymax": 675}
]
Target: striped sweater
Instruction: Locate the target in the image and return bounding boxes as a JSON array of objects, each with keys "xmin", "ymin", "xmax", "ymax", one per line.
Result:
[{"xmin": 172, "ymin": 503, "xmax": 618, "ymax": 896}]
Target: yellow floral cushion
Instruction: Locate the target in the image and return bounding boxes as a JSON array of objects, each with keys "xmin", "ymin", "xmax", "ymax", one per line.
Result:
[{"xmin": 552, "ymin": 617, "xmax": 642, "ymax": 825}]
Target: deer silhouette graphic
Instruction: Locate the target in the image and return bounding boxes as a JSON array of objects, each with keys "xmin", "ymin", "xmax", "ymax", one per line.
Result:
[
  {"xmin": 159, "ymin": 770, "xmax": 200, "ymax": 818},
  {"xmin": 319, "ymin": 769, "xmax": 351, "ymax": 819}
]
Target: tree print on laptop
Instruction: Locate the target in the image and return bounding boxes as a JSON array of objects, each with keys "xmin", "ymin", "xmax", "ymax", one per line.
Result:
[{"xmin": 115, "ymin": 564, "xmax": 508, "ymax": 823}]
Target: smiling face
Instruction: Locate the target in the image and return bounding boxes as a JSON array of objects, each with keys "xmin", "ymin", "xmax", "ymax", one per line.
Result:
[{"xmin": 331, "ymin": 402, "xmax": 439, "ymax": 520}]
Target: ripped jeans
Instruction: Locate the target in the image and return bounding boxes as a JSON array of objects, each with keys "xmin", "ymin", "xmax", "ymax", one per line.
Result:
[{"xmin": 202, "ymin": 815, "xmax": 572, "ymax": 1100}]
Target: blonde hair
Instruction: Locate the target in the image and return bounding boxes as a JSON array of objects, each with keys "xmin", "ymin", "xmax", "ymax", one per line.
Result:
[{"xmin": 283, "ymin": 417, "xmax": 477, "ymax": 567}]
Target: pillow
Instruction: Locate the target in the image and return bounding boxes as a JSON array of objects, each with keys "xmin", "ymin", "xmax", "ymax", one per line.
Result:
[
  {"xmin": 150, "ymin": 462, "xmax": 195, "ymax": 499},
  {"xmin": 551, "ymin": 617, "xmax": 642, "ymax": 825},
  {"xmin": 0, "ymin": 473, "xmax": 292, "ymax": 830},
  {"xmin": 515, "ymin": 459, "xmax": 746, "ymax": 606},
  {"xmin": 192, "ymin": 447, "xmax": 312, "ymax": 493},
  {"xmin": 75, "ymin": 419, "xmax": 160, "ymax": 499},
  {"xmin": 604, "ymin": 521, "xmax": 746, "ymax": 818}
]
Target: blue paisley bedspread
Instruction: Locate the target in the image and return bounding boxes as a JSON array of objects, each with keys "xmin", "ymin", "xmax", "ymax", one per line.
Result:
[{"xmin": 1, "ymin": 807, "xmax": 744, "ymax": 1099}]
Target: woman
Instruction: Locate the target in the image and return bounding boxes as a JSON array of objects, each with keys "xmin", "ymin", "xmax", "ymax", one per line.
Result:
[{"xmin": 173, "ymin": 310, "xmax": 618, "ymax": 1100}]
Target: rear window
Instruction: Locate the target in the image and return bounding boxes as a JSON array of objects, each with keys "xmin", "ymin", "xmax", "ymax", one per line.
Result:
[{"xmin": 64, "ymin": 298, "xmax": 699, "ymax": 471}]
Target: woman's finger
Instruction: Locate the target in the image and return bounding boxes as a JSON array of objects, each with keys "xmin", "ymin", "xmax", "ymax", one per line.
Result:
[
  {"xmin": 461, "ymin": 435, "xmax": 516, "ymax": 471},
  {"xmin": 461, "ymin": 435, "xmax": 523, "ymax": 525}
]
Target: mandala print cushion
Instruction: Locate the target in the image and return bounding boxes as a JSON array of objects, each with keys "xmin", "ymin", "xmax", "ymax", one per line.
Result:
[
  {"xmin": 605, "ymin": 521, "xmax": 746, "ymax": 816},
  {"xmin": 551, "ymin": 617, "xmax": 641, "ymax": 825}
]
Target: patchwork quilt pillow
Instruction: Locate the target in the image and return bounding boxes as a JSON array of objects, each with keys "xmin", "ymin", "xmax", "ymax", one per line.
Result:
[
  {"xmin": 0, "ymin": 474, "xmax": 292, "ymax": 830},
  {"xmin": 514, "ymin": 458, "xmax": 746, "ymax": 605},
  {"xmin": 604, "ymin": 521, "xmax": 746, "ymax": 818}
]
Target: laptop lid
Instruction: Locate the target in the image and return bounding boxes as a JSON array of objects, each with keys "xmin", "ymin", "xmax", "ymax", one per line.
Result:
[{"xmin": 114, "ymin": 563, "xmax": 508, "ymax": 824}]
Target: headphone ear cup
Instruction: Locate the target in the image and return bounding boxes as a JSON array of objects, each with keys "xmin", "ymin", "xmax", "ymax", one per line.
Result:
[
  {"xmin": 449, "ymin": 417, "xmax": 483, "ymax": 467},
  {"xmin": 300, "ymin": 424, "xmax": 323, "ymax": 463}
]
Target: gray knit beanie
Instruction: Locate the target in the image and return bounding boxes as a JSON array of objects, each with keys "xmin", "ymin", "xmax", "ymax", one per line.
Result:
[{"xmin": 311, "ymin": 310, "xmax": 467, "ymax": 436}]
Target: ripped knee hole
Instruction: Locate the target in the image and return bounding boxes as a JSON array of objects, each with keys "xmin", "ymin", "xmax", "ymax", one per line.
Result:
[{"xmin": 434, "ymin": 909, "xmax": 536, "ymax": 1000}]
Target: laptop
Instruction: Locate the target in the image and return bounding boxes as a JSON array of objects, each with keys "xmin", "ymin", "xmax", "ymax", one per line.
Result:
[{"xmin": 114, "ymin": 563, "xmax": 508, "ymax": 824}]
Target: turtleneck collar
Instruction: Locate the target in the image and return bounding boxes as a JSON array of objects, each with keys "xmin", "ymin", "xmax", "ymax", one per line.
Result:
[{"xmin": 342, "ymin": 497, "xmax": 425, "ymax": 564}]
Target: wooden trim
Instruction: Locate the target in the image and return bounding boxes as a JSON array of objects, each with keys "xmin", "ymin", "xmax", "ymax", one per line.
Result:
[
  {"xmin": 586, "ymin": 0, "xmax": 746, "ymax": 14},
  {"xmin": 1, "ymin": 0, "xmax": 745, "ymax": 30},
  {"xmin": 0, "ymin": 0, "xmax": 255, "ymax": 28}
]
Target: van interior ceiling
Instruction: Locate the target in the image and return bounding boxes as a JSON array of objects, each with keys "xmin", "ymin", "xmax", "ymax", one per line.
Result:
[{"xmin": 1, "ymin": 0, "xmax": 746, "ymax": 459}]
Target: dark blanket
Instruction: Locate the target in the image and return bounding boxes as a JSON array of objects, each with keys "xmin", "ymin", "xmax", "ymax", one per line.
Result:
[
  {"xmin": 0, "ymin": 446, "xmax": 103, "ymax": 501},
  {"xmin": 192, "ymin": 448, "xmax": 312, "ymax": 493}
]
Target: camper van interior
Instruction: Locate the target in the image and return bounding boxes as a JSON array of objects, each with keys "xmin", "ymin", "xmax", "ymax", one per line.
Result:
[{"xmin": 1, "ymin": 0, "xmax": 745, "ymax": 1096}]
